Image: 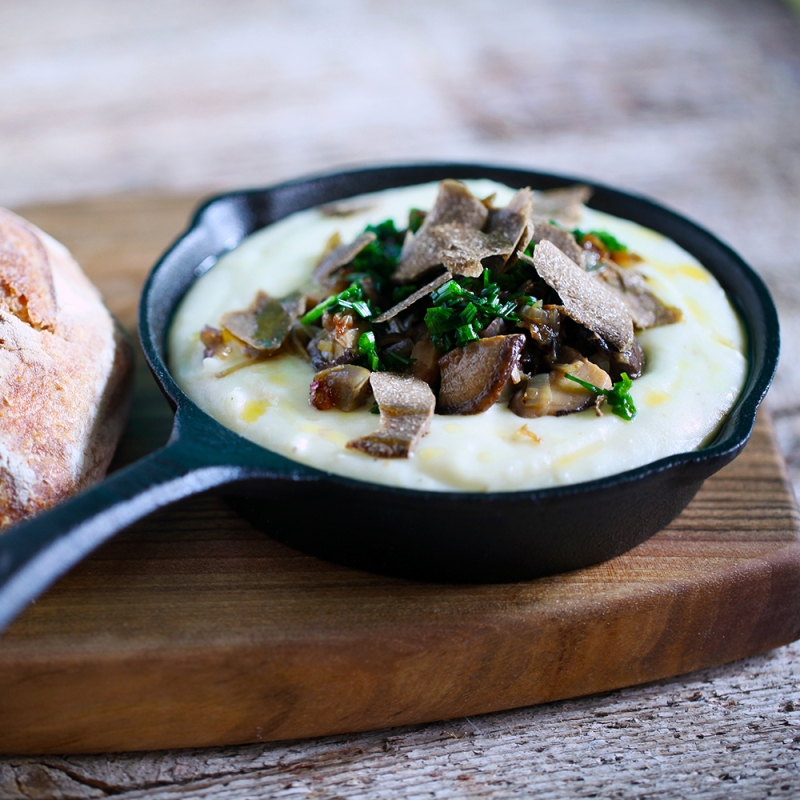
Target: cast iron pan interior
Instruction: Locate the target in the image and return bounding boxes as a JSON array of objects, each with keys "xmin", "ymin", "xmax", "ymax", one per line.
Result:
[{"xmin": 0, "ymin": 163, "xmax": 780, "ymax": 631}]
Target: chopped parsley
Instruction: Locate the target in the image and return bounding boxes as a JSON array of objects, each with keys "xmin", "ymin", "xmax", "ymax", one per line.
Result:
[{"xmin": 564, "ymin": 372, "xmax": 638, "ymax": 421}]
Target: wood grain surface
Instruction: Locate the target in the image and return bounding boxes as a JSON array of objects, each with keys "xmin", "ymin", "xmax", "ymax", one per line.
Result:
[
  {"xmin": 0, "ymin": 193, "xmax": 798, "ymax": 757},
  {"xmin": 2, "ymin": 0, "xmax": 800, "ymax": 796},
  {"xmin": 0, "ymin": 415, "xmax": 798, "ymax": 756}
]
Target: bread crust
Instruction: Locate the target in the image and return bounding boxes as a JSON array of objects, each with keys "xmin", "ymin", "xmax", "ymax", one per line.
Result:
[{"xmin": 0, "ymin": 208, "xmax": 133, "ymax": 528}]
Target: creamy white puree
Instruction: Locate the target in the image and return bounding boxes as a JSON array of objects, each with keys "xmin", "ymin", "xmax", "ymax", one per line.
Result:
[{"xmin": 168, "ymin": 180, "xmax": 748, "ymax": 492}]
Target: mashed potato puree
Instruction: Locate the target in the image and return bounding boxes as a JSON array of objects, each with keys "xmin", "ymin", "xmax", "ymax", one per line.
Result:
[{"xmin": 168, "ymin": 180, "xmax": 747, "ymax": 492}]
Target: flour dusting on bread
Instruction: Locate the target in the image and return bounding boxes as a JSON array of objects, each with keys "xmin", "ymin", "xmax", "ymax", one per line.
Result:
[{"xmin": 0, "ymin": 208, "xmax": 132, "ymax": 528}]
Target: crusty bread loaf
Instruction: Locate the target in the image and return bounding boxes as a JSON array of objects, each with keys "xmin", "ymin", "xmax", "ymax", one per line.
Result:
[{"xmin": 0, "ymin": 207, "xmax": 133, "ymax": 528}]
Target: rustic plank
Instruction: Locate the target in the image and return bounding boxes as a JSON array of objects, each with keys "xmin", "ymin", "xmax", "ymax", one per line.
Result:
[
  {"xmin": 2, "ymin": 190, "xmax": 799, "ymax": 759},
  {"xmin": 0, "ymin": 397, "xmax": 797, "ymax": 754},
  {"xmin": 0, "ymin": 643, "xmax": 798, "ymax": 799},
  {"xmin": 2, "ymin": 0, "xmax": 800, "ymax": 794}
]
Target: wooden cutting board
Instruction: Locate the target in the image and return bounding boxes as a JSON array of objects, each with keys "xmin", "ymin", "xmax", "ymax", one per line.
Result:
[{"xmin": 0, "ymin": 196, "xmax": 799, "ymax": 755}]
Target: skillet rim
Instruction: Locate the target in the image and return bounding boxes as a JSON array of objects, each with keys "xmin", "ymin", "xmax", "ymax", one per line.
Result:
[{"xmin": 139, "ymin": 162, "xmax": 780, "ymax": 504}]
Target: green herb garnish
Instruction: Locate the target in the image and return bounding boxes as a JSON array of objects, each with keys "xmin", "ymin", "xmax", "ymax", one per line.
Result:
[
  {"xmin": 358, "ymin": 330, "xmax": 382, "ymax": 371},
  {"xmin": 301, "ymin": 284, "xmax": 375, "ymax": 324},
  {"xmin": 424, "ymin": 276, "xmax": 522, "ymax": 350},
  {"xmin": 384, "ymin": 352, "xmax": 415, "ymax": 371},
  {"xmin": 573, "ymin": 229, "xmax": 628, "ymax": 253},
  {"xmin": 349, "ymin": 220, "xmax": 404, "ymax": 295},
  {"xmin": 391, "ymin": 284, "xmax": 418, "ymax": 303},
  {"xmin": 564, "ymin": 372, "xmax": 638, "ymax": 420},
  {"xmin": 408, "ymin": 208, "xmax": 425, "ymax": 233}
]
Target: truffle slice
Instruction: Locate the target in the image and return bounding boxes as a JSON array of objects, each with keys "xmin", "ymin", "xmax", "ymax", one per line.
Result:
[
  {"xmin": 394, "ymin": 180, "xmax": 490, "ymax": 282},
  {"xmin": 421, "ymin": 179, "xmax": 490, "ymax": 230},
  {"xmin": 396, "ymin": 224, "xmax": 515, "ymax": 283},
  {"xmin": 486, "ymin": 187, "xmax": 535, "ymax": 273},
  {"xmin": 598, "ymin": 263, "xmax": 682, "ymax": 330},
  {"xmin": 313, "ymin": 231, "xmax": 376, "ymax": 284},
  {"xmin": 347, "ymin": 372, "xmax": 435, "ymax": 458},
  {"xmin": 525, "ymin": 241, "xmax": 634, "ymax": 352},
  {"xmin": 487, "ymin": 188, "xmax": 534, "ymax": 240},
  {"xmin": 531, "ymin": 221, "xmax": 585, "ymax": 268},
  {"xmin": 530, "ymin": 185, "xmax": 592, "ymax": 227},
  {"xmin": 373, "ymin": 272, "xmax": 453, "ymax": 323},
  {"xmin": 435, "ymin": 224, "xmax": 516, "ymax": 278}
]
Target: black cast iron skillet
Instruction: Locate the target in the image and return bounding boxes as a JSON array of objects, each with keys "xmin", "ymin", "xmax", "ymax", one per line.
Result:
[{"xmin": 0, "ymin": 164, "xmax": 780, "ymax": 632}]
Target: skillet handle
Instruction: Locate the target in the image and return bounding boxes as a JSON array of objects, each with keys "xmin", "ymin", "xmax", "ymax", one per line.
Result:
[{"xmin": 0, "ymin": 430, "xmax": 241, "ymax": 634}]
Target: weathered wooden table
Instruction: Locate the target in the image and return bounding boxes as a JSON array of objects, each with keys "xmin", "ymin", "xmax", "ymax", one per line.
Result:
[{"xmin": 2, "ymin": 1, "xmax": 800, "ymax": 797}]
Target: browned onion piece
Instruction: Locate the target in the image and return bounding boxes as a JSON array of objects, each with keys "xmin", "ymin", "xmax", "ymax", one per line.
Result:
[
  {"xmin": 517, "ymin": 304, "xmax": 561, "ymax": 349},
  {"xmin": 308, "ymin": 310, "xmax": 369, "ymax": 370},
  {"xmin": 200, "ymin": 325, "xmax": 229, "ymax": 358},
  {"xmin": 309, "ymin": 365, "xmax": 372, "ymax": 411},
  {"xmin": 509, "ymin": 359, "xmax": 612, "ymax": 418}
]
